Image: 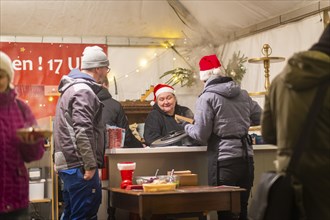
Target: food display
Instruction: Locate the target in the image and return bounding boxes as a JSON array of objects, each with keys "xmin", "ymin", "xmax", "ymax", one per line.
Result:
[
  {"xmin": 135, "ymin": 175, "xmax": 179, "ymax": 185},
  {"xmin": 16, "ymin": 127, "xmax": 52, "ymax": 141},
  {"xmin": 142, "ymin": 183, "xmax": 177, "ymax": 192}
]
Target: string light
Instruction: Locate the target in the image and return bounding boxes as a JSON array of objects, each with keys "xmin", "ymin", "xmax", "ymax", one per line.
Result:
[
  {"xmin": 139, "ymin": 59, "xmax": 148, "ymax": 67},
  {"xmin": 109, "ymin": 49, "xmax": 170, "ymax": 83}
]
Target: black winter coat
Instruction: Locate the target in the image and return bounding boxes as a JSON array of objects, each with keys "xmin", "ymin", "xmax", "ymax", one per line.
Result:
[
  {"xmin": 97, "ymin": 87, "xmax": 143, "ymax": 148},
  {"xmin": 144, "ymin": 103, "xmax": 196, "ymax": 146}
]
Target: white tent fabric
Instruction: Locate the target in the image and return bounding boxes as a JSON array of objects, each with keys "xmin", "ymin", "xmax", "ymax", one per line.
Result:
[
  {"xmin": 0, "ymin": 1, "xmax": 327, "ymax": 42},
  {"xmin": 0, "ymin": 1, "xmax": 329, "ymax": 110},
  {"xmin": 221, "ymin": 14, "xmax": 325, "ymax": 108}
]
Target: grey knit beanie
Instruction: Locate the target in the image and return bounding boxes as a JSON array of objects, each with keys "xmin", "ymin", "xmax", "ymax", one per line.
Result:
[{"xmin": 81, "ymin": 46, "xmax": 109, "ymax": 69}]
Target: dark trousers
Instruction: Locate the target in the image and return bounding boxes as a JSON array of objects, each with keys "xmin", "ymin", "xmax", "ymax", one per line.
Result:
[
  {"xmin": 0, "ymin": 208, "xmax": 28, "ymax": 220},
  {"xmin": 58, "ymin": 168, "xmax": 102, "ymax": 220},
  {"xmin": 217, "ymin": 157, "xmax": 254, "ymax": 220}
]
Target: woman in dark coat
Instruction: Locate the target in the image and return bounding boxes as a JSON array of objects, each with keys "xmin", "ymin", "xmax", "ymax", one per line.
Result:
[{"xmin": 144, "ymin": 84, "xmax": 196, "ymax": 146}]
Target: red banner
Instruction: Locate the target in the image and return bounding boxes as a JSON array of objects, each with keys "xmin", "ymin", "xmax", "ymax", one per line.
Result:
[{"xmin": 0, "ymin": 42, "xmax": 108, "ymax": 118}]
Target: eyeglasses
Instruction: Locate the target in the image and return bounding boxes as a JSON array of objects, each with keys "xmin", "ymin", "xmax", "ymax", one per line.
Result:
[{"xmin": 105, "ymin": 67, "xmax": 111, "ymax": 73}]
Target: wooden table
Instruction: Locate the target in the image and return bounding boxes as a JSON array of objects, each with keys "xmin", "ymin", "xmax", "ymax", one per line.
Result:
[{"xmin": 108, "ymin": 186, "xmax": 245, "ymax": 220}]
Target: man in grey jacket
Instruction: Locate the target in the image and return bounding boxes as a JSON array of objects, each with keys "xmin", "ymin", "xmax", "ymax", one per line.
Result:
[
  {"xmin": 183, "ymin": 54, "xmax": 261, "ymax": 220},
  {"xmin": 54, "ymin": 46, "xmax": 109, "ymax": 220}
]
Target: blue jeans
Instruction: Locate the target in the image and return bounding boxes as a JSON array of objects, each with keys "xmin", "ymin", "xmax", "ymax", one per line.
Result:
[{"xmin": 59, "ymin": 168, "xmax": 102, "ymax": 220}]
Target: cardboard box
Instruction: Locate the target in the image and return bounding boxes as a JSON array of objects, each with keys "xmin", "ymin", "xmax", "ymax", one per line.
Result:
[
  {"xmin": 167, "ymin": 170, "xmax": 198, "ymax": 186},
  {"xmin": 178, "ymin": 174, "xmax": 198, "ymax": 186}
]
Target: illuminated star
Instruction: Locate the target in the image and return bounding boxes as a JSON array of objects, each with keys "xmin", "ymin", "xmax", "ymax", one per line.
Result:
[{"xmin": 20, "ymin": 47, "xmax": 25, "ymax": 52}]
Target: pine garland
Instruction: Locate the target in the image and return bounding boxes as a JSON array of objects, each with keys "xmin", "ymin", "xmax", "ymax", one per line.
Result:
[
  {"xmin": 159, "ymin": 67, "xmax": 195, "ymax": 87},
  {"xmin": 159, "ymin": 51, "xmax": 248, "ymax": 87},
  {"xmin": 224, "ymin": 51, "xmax": 248, "ymax": 83}
]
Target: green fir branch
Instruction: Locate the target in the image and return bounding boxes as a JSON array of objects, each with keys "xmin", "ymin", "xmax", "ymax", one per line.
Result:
[
  {"xmin": 224, "ymin": 51, "xmax": 248, "ymax": 83},
  {"xmin": 159, "ymin": 67, "xmax": 195, "ymax": 87}
]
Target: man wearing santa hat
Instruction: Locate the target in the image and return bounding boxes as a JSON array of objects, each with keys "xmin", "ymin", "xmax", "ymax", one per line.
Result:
[
  {"xmin": 182, "ymin": 54, "xmax": 262, "ymax": 220},
  {"xmin": 143, "ymin": 83, "xmax": 196, "ymax": 146}
]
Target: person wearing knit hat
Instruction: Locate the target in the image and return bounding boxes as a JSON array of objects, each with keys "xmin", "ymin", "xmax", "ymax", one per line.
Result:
[
  {"xmin": 0, "ymin": 51, "xmax": 45, "ymax": 218},
  {"xmin": 183, "ymin": 53, "xmax": 262, "ymax": 220},
  {"xmin": 199, "ymin": 54, "xmax": 224, "ymax": 82},
  {"xmin": 81, "ymin": 46, "xmax": 110, "ymax": 70},
  {"xmin": 143, "ymin": 83, "xmax": 198, "ymax": 146},
  {"xmin": 80, "ymin": 46, "xmax": 110, "ymax": 83},
  {"xmin": 54, "ymin": 45, "xmax": 109, "ymax": 219},
  {"xmin": 261, "ymin": 25, "xmax": 330, "ymax": 220}
]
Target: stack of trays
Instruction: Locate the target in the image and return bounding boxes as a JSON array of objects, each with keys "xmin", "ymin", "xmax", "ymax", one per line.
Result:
[{"xmin": 142, "ymin": 183, "xmax": 177, "ymax": 192}]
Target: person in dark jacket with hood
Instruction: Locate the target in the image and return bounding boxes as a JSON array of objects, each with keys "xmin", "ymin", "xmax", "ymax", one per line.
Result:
[
  {"xmin": 183, "ymin": 54, "xmax": 262, "ymax": 220},
  {"xmin": 97, "ymin": 77, "xmax": 143, "ymax": 148},
  {"xmin": 144, "ymin": 83, "xmax": 196, "ymax": 146},
  {"xmin": 261, "ymin": 24, "xmax": 330, "ymax": 220},
  {"xmin": 54, "ymin": 46, "xmax": 109, "ymax": 220}
]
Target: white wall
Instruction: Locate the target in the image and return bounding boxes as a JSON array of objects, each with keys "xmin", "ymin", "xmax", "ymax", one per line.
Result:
[{"xmin": 219, "ymin": 14, "xmax": 325, "ymax": 107}]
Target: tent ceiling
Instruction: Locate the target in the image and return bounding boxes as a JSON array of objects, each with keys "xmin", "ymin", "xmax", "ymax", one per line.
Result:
[{"xmin": 0, "ymin": 0, "xmax": 328, "ymax": 43}]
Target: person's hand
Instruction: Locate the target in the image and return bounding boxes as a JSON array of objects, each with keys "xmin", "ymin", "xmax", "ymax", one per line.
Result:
[
  {"xmin": 180, "ymin": 121, "xmax": 189, "ymax": 129},
  {"xmin": 98, "ymin": 169, "xmax": 102, "ymax": 180},
  {"xmin": 53, "ymin": 164, "xmax": 58, "ymax": 173},
  {"xmin": 84, "ymin": 168, "xmax": 96, "ymax": 180}
]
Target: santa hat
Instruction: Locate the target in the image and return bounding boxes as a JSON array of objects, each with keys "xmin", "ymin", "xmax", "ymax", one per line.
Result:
[
  {"xmin": 0, "ymin": 51, "xmax": 14, "ymax": 89},
  {"xmin": 199, "ymin": 54, "xmax": 222, "ymax": 81},
  {"xmin": 153, "ymin": 84, "xmax": 175, "ymax": 101},
  {"xmin": 81, "ymin": 46, "xmax": 109, "ymax": 69}
]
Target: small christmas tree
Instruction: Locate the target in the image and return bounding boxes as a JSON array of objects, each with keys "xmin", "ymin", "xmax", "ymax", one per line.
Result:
[{"xmin": 224, "ymin": 51, "xmax": 248, "ymax": 83}]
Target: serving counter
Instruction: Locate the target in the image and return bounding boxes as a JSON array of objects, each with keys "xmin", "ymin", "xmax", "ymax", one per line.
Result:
[{"xmin": 106, "ymin": 146, "xmax": 209, "ymax": 187}]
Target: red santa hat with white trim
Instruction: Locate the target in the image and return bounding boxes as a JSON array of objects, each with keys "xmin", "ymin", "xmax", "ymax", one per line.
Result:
[
  {"xmin": 199, "ymin": 54, "xmax": 222, "ymax": 81},
  {"xmin": 153, "ymin": 84, "xmax": 175, "ymax": 101}
]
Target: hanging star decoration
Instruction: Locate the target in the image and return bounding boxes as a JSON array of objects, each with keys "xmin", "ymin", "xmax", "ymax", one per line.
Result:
[
  {"xmin": 224, "ymin": 51, "xmax": 248, "ymax": 83},
  {"xmin": 159, "ymin": 67, "xmax": 195, "ymax": 87}
]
